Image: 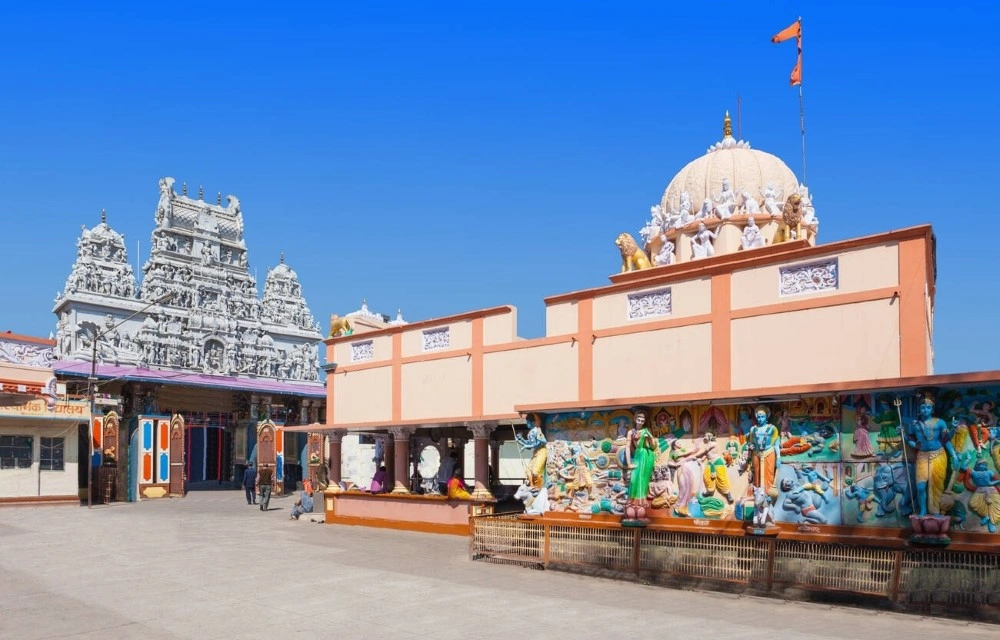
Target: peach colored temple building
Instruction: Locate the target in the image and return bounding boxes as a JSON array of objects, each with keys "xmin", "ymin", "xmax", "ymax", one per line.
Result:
[{"xmin": 291, "ymin": 114, "xmax": 995, "ymax": 542}]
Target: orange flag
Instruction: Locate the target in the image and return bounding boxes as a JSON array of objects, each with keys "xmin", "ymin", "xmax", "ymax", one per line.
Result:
[
  {"xmin": 771, "ymin": 19, "xmax": 801, "ymax": 43},
  {"xmin": 772, "ymin": 19, "xmax": 803, "ymax": 87}
]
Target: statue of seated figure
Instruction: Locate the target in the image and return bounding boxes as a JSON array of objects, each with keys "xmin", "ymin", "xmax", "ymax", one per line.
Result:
[
  {"xmin": 713, "ymin": 178, "xmax": 737, "ymax": 219},
  {"xmin": 654, "ymin": 235, "xmax": 675, "ymax": 266},
  {"xmin": 740, "ymin": 216, "xmax": 766, "ymax": 250},
  {"xmin": 761, "ymin": 182, "xmax": 783, "ymax": 217},
  {"xmin": 741, "ymin": 189, "xmax": 761, "ymax": 215}
]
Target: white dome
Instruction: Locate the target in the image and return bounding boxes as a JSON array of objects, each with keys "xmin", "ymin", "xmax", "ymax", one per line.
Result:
[{"xmin": 660, "ymin": 113, "xmax": 799, "ymax": 215}]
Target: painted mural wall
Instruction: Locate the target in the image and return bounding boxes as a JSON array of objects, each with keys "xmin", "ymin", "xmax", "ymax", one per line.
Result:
[{"xmin": 534, "ymin": 385, "xmax": 1000, "ymax": 535}]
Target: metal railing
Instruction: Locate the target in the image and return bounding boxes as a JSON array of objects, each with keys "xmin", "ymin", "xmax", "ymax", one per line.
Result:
[{"xmin": 469, "ymin": 514, "xmax": 1000, "ymax": 621}]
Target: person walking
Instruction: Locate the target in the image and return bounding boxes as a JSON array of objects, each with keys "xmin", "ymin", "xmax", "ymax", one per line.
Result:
[
  {"xmin": 242, "ymin": 462, "xmax": 257, "ymax": 505},
  {"xmin": 257, "ymin": 463, "xmax": 274, "ymax": 511}
]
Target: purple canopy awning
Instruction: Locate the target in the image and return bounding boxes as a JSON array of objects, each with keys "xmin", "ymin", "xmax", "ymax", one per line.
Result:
[{"xmin": 52, "ymin": 360, "xmax": 326, "ymax": 398}]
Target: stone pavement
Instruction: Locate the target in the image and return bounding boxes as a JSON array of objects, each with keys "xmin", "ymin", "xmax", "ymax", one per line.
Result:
[{"xmin": 1, "ymin": 490, "xmax": 996, "ymax": 640}]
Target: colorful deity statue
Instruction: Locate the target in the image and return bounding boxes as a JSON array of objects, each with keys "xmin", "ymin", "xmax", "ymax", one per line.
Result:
[
  {"xmin": 964, "ymin": 459, "xmax": 1000, "ymax": 533},
  {"xmin": 905, "ymin": 393, "xmax": 957, "ymax": 517},
  {"xmin": 689, "ymin": 432, "xmax": 734, "ymax": 505},
  {"xmin": 622, "ymin": 411, "xmax": 655, "ymax": 525},
  {"xmin": 515, "ymin": 413, "xmax": 548, "ymax": 491},
  {"xmin": 746, "ymin": 406, "xmax": 782, "ymax": 499}
]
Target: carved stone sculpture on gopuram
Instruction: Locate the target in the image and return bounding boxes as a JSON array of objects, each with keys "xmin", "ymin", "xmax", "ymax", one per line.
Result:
[
  {"xmin": 52, "ymin": 178, "xmax": 322, "ymax": 383},
  {"xmin": 621, "ymin": 111, "xmax": 819, "ymax": 269}
]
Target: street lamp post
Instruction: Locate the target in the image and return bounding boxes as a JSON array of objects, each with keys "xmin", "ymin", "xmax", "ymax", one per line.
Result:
[{"xmin": 87, "ymin": 291, "xmax": 175, "ymax": 508}]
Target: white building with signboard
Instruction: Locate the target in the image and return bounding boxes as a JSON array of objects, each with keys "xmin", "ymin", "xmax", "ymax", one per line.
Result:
[{"xmin": 0, "ymin": 332, "xmax": 89, "ymax": 504}]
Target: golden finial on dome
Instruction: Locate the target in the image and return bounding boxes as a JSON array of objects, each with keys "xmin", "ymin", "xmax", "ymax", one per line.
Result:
[{"xmin": 723, "ymin": 111, "xmax": 733, "ymax": 138}]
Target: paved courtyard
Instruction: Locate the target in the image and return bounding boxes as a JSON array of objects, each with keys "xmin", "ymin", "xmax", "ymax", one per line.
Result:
[{"xmin": 1, "ymin": 490, "xmax": 997, "ymax": 640}]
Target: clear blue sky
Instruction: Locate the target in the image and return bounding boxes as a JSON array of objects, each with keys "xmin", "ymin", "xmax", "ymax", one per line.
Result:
[{"xmin": 1, "ymin": 2, "xmax": 996, "ymax": 374}]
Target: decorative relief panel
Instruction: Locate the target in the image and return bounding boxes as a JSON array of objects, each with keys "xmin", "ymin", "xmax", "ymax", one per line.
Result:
[
  {"xmin": 627, "ymin": 288, "xmax": 672, "ymax": 320},
  {"xmin": 422, "ymin": 327, "xmax": 450, "ymax": 351},
  {"xmin": 0, "ymin": 340, "xmax": 54, "ymax": 367},
  {"xmin": 779, "ymin": 259, "xmax": 839, "ymax": 297},
  {"xmin": 350, "ymin": 340, "xmax": 374, "ymax": 363}
]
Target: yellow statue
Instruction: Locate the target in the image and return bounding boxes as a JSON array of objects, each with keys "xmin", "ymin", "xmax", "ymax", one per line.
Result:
[
  {"xmin": 779, "ymin": 194, "xmax": 804, "ymax": 243},
  {"xmin": 615, "ymin": 232, "xmax": 652, "ymax": 273},
  {"xmin": 329, "ymin": 314, "xmax": 353, "ymax": 338}
]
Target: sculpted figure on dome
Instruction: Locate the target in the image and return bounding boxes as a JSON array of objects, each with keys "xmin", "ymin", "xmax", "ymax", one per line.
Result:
[
  {"xmin": 740, "ymin": 216, "xmax": 766, "ymax": 250},
  {"xmin": 797, "ymin": 185, "xmax": 819, "ymax": 231},
  {"xmin": 615, "ymin": 232, "xmax": 652, "ymax": 272},
  {"xmin": 639, "ymin": 205, "xmax": 665, "ymax": 247},
  {"xmin": 695, "ymin": 198, "xmax": 715, "ymax": 221},
  {"xmin": 760, "ymin": 182, "xmax": 783, "ymax": 217},
  {"xmin": 690, "ymin": 222, "xmax": 718, "ymax": 259},
  {"xmin": 713, "ymin": 178, "xmax": 737, "ymax": 219},
  {"xmin": 677, "ymin": 191, "xmax": 694, "ymax": 227},
  {"xmin": 653, "ymin": 235, "xmax": 675, "ymax": 266},
  {"xmin": 741, "ymin": 189, "xmax": 761, "ymax": 215}
]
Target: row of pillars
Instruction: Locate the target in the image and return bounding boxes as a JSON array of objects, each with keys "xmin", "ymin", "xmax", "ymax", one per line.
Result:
[{"xmin": 326, "ymin": 423, "xmax": 497, "ymax": 500}]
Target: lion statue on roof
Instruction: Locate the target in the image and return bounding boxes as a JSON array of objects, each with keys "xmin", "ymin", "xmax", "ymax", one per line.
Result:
[
  {"xmin": 615, "ymin": 232, "xmax": 652, "ymax": 273},
  {"xmin": 779, "ymin": 194, "xmax": 804, "ymax": 242},
  {"xmin": 329, "ymin": 314, "xmax": 353, "ymax": 338}
]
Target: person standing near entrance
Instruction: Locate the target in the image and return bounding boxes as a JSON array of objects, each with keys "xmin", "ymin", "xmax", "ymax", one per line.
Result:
[
  {"xmin": 257, "ymin": 464, "xmax": 275, "ymax": 511},
  {"xmin": 243, "ymin": 462, "xmax": 257, "ymax": 505}
]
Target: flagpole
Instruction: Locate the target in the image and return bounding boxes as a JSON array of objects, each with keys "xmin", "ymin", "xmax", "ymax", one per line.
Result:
[
  {"xmin": 799, "ymin": 82, "xmax": 807, "ymax": 185},
  {"xmin": 797, "ymin": 16, "xmax": 807, "ymax": 185}
]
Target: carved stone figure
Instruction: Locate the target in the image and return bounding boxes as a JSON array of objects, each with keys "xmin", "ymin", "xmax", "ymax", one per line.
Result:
[
  {"xmin": 615, "ymin": 233, "xmax": 652, "ymax": 272},
  {"xmin": 797, "ymin": 185, "xmax": 819, "ymax": 232},
  {"xmin": 713, "ymin": 178, "xmax": 737, "ymax": 219},
  {"xmin": 639, "ymin": 205, "xmax": 665, "ymax": 247},
  {"xmin": 761, "ymin": 182, "xmax": 783, "ymax": 217},
  {"xmin": 690, "ymin": 223, "xmax": 717, "ymax": 259},
  {"xmin": 514, "ymin": 482, "xmax": 550, "ymax": 515},
  {"xmin": 740, "ymin": 216, "xmax": 766, "ymax": 250},
  {"xmin": 696, "ymin": 198, "xmax": 714, "ymax": 220},
  {"xmin": 156, "ymin": 177, "xmax": 174, "ymax": 226},
  {"xmin": 752, "ymin": 484, "xmax": 776, "ymax": 528},
  {"xmin": 653, "ymin": 235, "xmax": 675, "ymax": 266},
  {"xmin": 741, "ymin": 189, "xmax": 761, "ymax": 215}
]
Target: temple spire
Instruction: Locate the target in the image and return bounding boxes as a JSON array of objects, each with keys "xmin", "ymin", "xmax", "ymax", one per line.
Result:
[
  {"xmin": 279, "ymin": 252, "xmax": 285, "ymax": 264},
  {"xmin": 723, "ymin": 111, "xmax": 733, "ymax": 138},
  {"xmin": 100, "ymin": 208, "xmax": 106, "ymax": 224}
]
